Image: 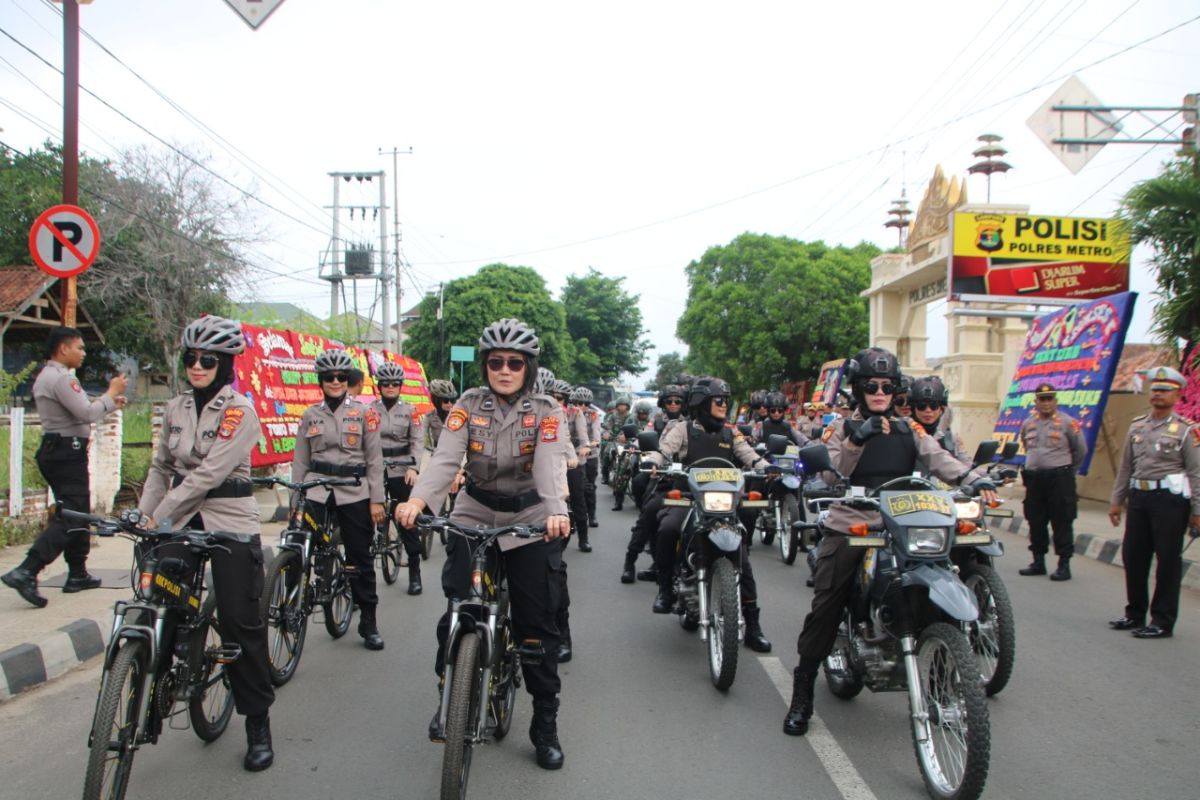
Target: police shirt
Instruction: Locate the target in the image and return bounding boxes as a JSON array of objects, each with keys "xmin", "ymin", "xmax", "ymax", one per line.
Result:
[
  {"xmin": 1110, "ymin": 413, "xmax": 1200, "ymax": 515},
  {"xmin": 292, "ymin": 397, "xmax": 385, "ymax": 506},
  {"xmin": 32, "ymin": 360, "xmax": 117, "ymax": 437},
  {"xmin": 1020, "ymin": 411, "xmax": 1086, "ymax": 471},
  {"xmin": 371, "ymin": 397, "xmax": 421, "ymax": 470}
]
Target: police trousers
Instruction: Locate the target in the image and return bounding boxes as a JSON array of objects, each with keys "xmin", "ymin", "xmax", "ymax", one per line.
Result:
[
  {"xmin": 1123, "ymin": 489, "xmax": 1189, "ymax": 630},
  {"xmin": 29, "ymin": 435, "xmax": 92, "ymax": 571},
  {"xmin": 796, "ymin": 534, "xmax": 863, "ymax": 662},
  {"xmin": 653, "ymin": 504, "xmax": 761, "ymax": 605},
  {"xmin": 385, "ymin": 475, "xmax": 422, "ymax": 560},
  {"xmin": 308, "ymin": 499, "xmax": 377, "ymax": 612},
  {"xmin": 1023, "ymin": 467, "xmax": 1077, "ymax": 557}
]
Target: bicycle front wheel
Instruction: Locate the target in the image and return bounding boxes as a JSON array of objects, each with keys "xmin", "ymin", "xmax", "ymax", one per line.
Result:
[
  {"xmin": 441, "ymin": 632, "xmax": 481, "ymax": 800},
  {"xmin": 378, "ymin": 521, "xmax": 401, "ymax": 585},
  {"xmin": 82, "ymin": 642, "xmax": 145, "ymax": 800},
  {"xmin": 189, "ymin": 594, "xmax": 235, "ymax": 742},
  {"xmin": 262, "ymin": 549, "xmax": 309, "ymax": 685},
  {"xmin": 322, "ymin": 550, "xmax": 354, "ymax": 639}
]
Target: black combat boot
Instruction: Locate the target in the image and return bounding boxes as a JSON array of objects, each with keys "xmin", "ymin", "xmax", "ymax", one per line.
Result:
[
  {"xmin": 588, "ymin": 517, "xmax": 599, "ymax": 528},
  {"xmin": 556, "ymin": 632, "xmax": 573, "ymax": 663},
  {"xmin": 743, "ymin": 605, "xmax": 772, "ymax": 653},
  {"xmin": 1049, "ymin": 557, "xmax": 1072, "ymax": 582},
  {"xmin": 243, "ymin": 713, "xmax": 274, "ymax": 771},
  {"xmin": 529, "ymin": 697, "xmax": 565, "ymax": 770},
  {"xmin": 358, "ymin": 606, "xmax": 384, "ymax": 651},
  {"xmin": 578, "ymin": 531, "xmax": 592, "ymax": 553},
  {"xmin": 636, "ymin": 564, "xmax": 658, "ymax": 582},
  {"xmin": 611, "ymin": 493, "xmax": 624, "ymax": 512},
  {"xmin": 652, "ymin": 576, "xmax": 675, "ymax": 614},
  {"xmin": 782, "ymin": 666, "xmax": 818, "ymax": 736},
  {"xmin": 2, "ymin": 566, "xmax": 48, "ymax": 608},
  {"xmin": 1019, "ymin": 555, "xmax": 1047, "ymax": 576},
  {"xmin": 620, "ymin": 553, "xmax": 637, "ymax": 584},
  {"xmin": 407, "ymin": 561, "xmax": 423, "ymax": 595},
  {"xmin": 62, "ymin": 570, "xmax": 103, "ymax": 593},
  {"xmin": 429, "ymin": 680, "xmax": 445, "ymax": 741}
]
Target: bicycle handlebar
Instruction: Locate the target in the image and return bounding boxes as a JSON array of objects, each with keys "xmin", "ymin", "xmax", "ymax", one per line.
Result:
[
  {"xmin": 414, "ymin": 514, "xmax": 546, "ymax": 539},
  {"xmin": 59, "ymin": 508, "xmax": 243, "ymax": 549},
  {"xmin": 251, "ymin": 475, "xmax": 362, "ymax": 492}
]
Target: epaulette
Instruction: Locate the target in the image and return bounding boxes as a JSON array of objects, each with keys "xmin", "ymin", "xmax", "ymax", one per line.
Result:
[
  {"xmin": 1131, "ymin": 413, "xmax": 1148, "ymax": 422},
  {"xmin": 460, "ymin": 386, "xmax": 490, "ymax": 402}
]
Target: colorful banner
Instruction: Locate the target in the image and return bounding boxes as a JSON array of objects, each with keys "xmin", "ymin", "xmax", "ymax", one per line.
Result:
[
  {"xmin": 991, "ymin": 292, "xmax": 1137, "ymax": 474},
  {"xmin": 950, "ymin": 212, "xmax": 1129, "ymax": 300},
  {"xmin": 232, "ymin": 323, "xmax": 431, "ymax": 466},
  {"xmin": 811, "ymin": 359, "xmax": 845, "ymax": 407}
]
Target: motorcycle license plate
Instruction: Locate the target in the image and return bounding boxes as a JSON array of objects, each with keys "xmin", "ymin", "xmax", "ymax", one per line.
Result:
[
  {"xmin": 692, "ymin": 468, "xmax": 742, "ymax": 483},
  {"xmin": 884, "ymin": 492, "xmax": 952, "ymax": 516}
]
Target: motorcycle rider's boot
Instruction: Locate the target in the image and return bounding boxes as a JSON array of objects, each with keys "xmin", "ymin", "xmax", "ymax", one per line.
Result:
[
  {"xmin": 743, "ymin": 605, "xmax": 772, "ymax": 653},
  {"xmin": 243, "ymin": 713, "xmax": 274, "ymax": 772},
  {"xmin": 407, "ymin": 562, "xmax": 423, "ymax": 595},
  {"xmin": 636, "ymin": 565, "xmax": 658, "ymax": 582},
  {"xmin": 62, "ymin": 570, "xmax": 103, "ymax": 593},
  {"xmin": 1018, "ymin": 555, "xmax": 1047, "ymax": 576},
  {"xmin": 620, "ymin": 553, "xmax": 637, "ymax": 584},
  {"xmin": 783, "ymin": 665, "xmax": 818, "ymax": 736},
  {"xmin": 556, "ymin": 633, "xmax": 573, "ymax": 663},
  {"xmin": 529, "ymin": 697, "xmax": 565, "ymax": 770},
  {"xmin": 1049, "ymin": 557, "xmax": 1072, "ymax": 582},
  {"xmin": 358, "ymin": 606, "xmax": 385, "ymax": 651},
  {"xmin": 652, "ymin": 575, "xmax": 675, "ymax": 614},
  {"xmin": 578, "ymin": 532, "xmax": 592, "ymax": 553},
  {"xmin": 2, "ymin": 566, "xmax": 48, "ymax": 608},
  {"xmin": 429, "ymin": 680, "xmax": 445, "ymax": 741}
]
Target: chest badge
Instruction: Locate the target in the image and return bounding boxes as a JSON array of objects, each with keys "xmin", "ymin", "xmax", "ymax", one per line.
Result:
[
  {"xmin": 522, "ymin": 414, "xmax": 537, "ymax": 428},
  {"xmin": 471, "ymin": 415, "xmax": 491, "ymax": 428}
]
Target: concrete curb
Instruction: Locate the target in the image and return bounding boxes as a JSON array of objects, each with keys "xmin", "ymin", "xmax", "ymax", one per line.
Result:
[{"xmin": 0, "ymin": 545, "xmax": 277, "ymax": 703}]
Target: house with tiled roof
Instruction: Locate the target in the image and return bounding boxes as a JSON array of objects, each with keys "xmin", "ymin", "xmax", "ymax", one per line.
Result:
[{"xmin": 0, "ymin": 265, "xmax": 104, "ymax": 368}]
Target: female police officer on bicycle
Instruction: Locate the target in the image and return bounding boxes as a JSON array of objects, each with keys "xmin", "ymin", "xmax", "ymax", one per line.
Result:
[
  {"xmin": 396, "ymin": 318, "xmax": 571, "ymax": 771},
  {"xmin": 136, "ymin": 315, "xmax": 276, "ymax": 771},
  {"xmin": 371, "ymin": 361, "xmax": 424, "ymax": 594}
]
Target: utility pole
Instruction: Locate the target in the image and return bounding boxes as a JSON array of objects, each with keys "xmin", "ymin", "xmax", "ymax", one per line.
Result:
[
  {"xmin": 437, "ymin": 282, "xmax": 445, "ymax": 374},
  {"xmin": 322, "ymin": 171, "xmax": 387, "ymax": 349},
  {"xmin": 379, "ymin": 147, "xmax": 412, "ymax": 354},
  {"xmin": 60, "ymin": 0, "xmax": 84, "ymax": 328}
]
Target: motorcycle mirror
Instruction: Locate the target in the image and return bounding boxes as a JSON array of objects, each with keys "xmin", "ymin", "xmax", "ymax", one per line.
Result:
[
  {"xmin": 754, "ymin": 442, "xmax": 768, "ymax": 456},
  {"xmin": 1000, "ymin": 441, "xmax": 1020, "ymax": 461},
  {"xmin": 972, "ymin": 440, "xmax": 1000, "ymax": 466},
  {"xmin": 798, "ymin": 444, "xmax": 833, "ymax": 474},
  {"xmin": 621, "ymin": 423, "xmax": 639, "ymax": 440},
  {"xmin": 737, "ymin": 424, "xmax": 754, "ymax": 439},
  {"xmin": 636, "ymin": 430, "xmax": 660, "ymax": 452},
  {"xmin": 766, "ymin": 433, "xmax": 791, "ymax": 455}
]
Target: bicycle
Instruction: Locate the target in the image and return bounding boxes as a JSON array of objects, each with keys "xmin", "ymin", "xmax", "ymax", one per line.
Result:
[
  {"xmin": 62, "ymin": 509, "xmax": 242, "ymax": 800},
  {"xmin": 252, "ymin": 475, "xmax": 360, "ymax": 686},
  {"xmin": 417, "ymin": 515, "xmax": 546, "ymax": 800},
  {"xmin": 374, "ymin": 459, "xmax": 413, "ymax": 585}
]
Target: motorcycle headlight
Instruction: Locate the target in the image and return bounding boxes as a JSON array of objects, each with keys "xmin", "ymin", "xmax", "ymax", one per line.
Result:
[
  {"xmin": 907, "ymin": 527, "xmax": 948, "ymax": 554},
  {"xmin": 702, "ymin": 492, "xmax": 734, "ymax": 512},
  {"xmin": 954, "ymin": 500, "xmax": 981, "ymax": 521}
]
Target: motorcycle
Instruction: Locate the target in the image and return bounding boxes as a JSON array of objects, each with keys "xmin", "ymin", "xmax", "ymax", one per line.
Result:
[
  {"xmin": 753, "ymin": 434, "xmax": 806, "ymax": 564},
  {"xmin": 610, "ymin": 423, "xmax": 641, "ymax": 510},
  {"xmin": 794, "ymin": 444, "xmax": 991, "ymax": 800}
]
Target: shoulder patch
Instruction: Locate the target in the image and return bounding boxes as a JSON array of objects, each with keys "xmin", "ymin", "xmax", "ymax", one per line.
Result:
[
  {"xmin": 821, "ymin": 427, "xmax": 834, "ymax": 443},
  {"xmin": 70, "ymin": 379, "xmax": 82, "ymax": 393},
  {"xmin": 365, "ymin": 409, "xmax": 380, "ymax": 432},
  {"xmin": 218, "ymin": 407, "xmax": 245, "ymax": 440},
  {"xmin": 1070, "ymin": 419, "xmax": 1081, "ymax": 433},
  {"xmin": 541, "ymin": 415, "xmax": 560, "ymax": 442},
  {"xmin": 913, "ymin": 423, "xmax": 926, "ymax": 439},
  {"xmin": 446, "ymin": 407, "xmax": 468, "ymax": 431}
]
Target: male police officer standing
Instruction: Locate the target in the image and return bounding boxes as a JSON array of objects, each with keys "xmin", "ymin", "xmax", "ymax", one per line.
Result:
[
  {"xmin": 1018, "ymin": 382, "xmax": 1087, "ymax": 581},
  {"xmin": 3, "ymin": 327, "xmax": 126, "ymax": 608},
  {"xmin": 1107, "ymin": 366, "xmax": 1200, "ymax": 639}
]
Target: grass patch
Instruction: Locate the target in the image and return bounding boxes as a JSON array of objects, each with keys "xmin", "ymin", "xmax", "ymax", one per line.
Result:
[
  {"xmin": 121, "ymin": 446, "xmax": 152, "ymax": 492},
  {"xmin": 0, "ymin": 425, "xmax": 47, "ymax": 492},
  {"xmin": 123, "ymin": 402, "xmax": 154, "ymax": 445},
  {"xmin": 0, "ymin": 514, "xmax": 44, "ymax": 549}
]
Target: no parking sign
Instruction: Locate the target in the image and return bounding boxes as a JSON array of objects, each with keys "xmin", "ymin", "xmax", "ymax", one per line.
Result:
[{"xmin": 28, "ymin": 204, "xmax": 101, "ymax": 279}]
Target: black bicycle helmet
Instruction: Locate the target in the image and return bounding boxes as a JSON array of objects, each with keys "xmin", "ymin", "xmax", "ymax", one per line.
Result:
[
  {"xmin": 429, "ymin": 378, "xmax": 458, "ymax": 400},
  {"xmin": 478, "ymin": 318, "xmax": 540, "ymax": 356},
  {"xmin": 180, "ymin": 315, "xmax": 245, "ymax": 355},
  {"xmin": 314, "ymin": 349, "xmax": 355, "ymax": 373}
]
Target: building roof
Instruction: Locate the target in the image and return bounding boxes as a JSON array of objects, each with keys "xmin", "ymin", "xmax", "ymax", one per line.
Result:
[
  {"xmin": 0, "ymin": 265, "xmax": 54, "ymax": 313},
  {"xmin": 1111, "ymin": 343, "xmax": 1179, "ymax": 392}
]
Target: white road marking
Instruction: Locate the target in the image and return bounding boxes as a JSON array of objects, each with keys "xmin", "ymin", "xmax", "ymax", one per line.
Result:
[{"xmin": 760, "ymin": 656, "xmax": 879, "ymax": 800}]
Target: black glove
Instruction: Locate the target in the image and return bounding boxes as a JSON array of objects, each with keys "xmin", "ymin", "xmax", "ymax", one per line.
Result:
[
  {"xmin": 968, "ymin": 478, "xmax": 997, "ymax": 495},
  {"xmin": 848, "ymin": 416, "xmax": 885, "ymax": 446},
  {"xmin": 996, "ymin": 468, "xmax": 1019, "ymax": 482}
]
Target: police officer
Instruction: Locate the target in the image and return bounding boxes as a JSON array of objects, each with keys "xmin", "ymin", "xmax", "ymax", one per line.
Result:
[
  {"xmin": 909, "ymin": 376, "xmax": 972, "ymax": 466},
  {"xmin": 1107, "ymin": 366, "xmax": 1200, "ymax": 638},
  {"xmin": 555, "ymin": 380, "xmax": 592, "ymax": 551},
  {"xmin": 892, "ymin": 374, "xmax": 913, "ymax": 418},
  {"xmin": 1018, "ymin": 382, "xmax": 1087, "ymax": 581},
  {"xmin": 395, "ymin": 318, "xmax": 570, "ymax": 770},
  {"xmin": 755, "ymin": 391, "xmax": 810, "ymax": 448},
  {"xmin": 601, "ymin": 396, "xmax": 632, "ymax": 485},
  {"xmin": 783, "ymin": 348, "xmax": 996, "ymax": 737},
  {"xmin": 372, "ymin": 361, "xmax": 424, "ymax": 594},
  {"xmin": 569, "ymin": 386, "xmax": 602, "ymax": 529},
  {"xmin": 798, "ymin": 403, "xmax": 824, "ymax": 440},
  {"xmin": 293, "ymin": 349, "xmax": 387, "ymax": 650},
  {"xmin": 2, "ymin": 327, "xmax": 127, "ymax": 608},
  {"xmin": 423, "ymin": 379, "xmax": 457, "ymax": 453},
  {"xmin": 641, "ymin": 377, "xmax": 773, "ymax": 652},
  {"xmin": 136, "ymin": 316, "xmax": 276, "ymax": 771}
]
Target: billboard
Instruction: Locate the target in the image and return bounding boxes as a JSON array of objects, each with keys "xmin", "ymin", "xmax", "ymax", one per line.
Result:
[
  {"xmin": 811, "ymin": 359, "xmax": 845, "ymax": 407},
  {"xmin": 991, "ymin": 292, "xmax": 1136, "ymax": 474},
  {"xmin": 950, "ymin": 212, "xmax": 1129, "ymax": 300},
  {"xmin": 232, "ymin": 323, "xmax": 431, "ymax": 467}
]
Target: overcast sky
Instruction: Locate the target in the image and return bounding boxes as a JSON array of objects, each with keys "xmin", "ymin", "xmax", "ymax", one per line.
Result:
[{"xmin": 2, "ymin": 0, "xmax": 1197, "ymax": 375}]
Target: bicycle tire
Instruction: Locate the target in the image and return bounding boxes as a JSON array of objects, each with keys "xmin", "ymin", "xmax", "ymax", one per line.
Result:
[
  {"xmin": 441, "ymin": 632, "xmax": 481, "ymax": 800},
  {"xmin": 82, "ymin": 642, "xmax": 145, "ymax": 800},
  {"xmin": 379, "ymin": 520, "xmax": 401, "ymax": 585},
  {"xmin": 322, "ymin": 549, "xmax": 354, "ymax": 639},
  {"xmin": 261, "ymin": 549, "xmax": 309, "ymax": 686},
  {"xmin": 188, "ymin": 594, "xmax": 235, "ymax": 742},
  {"xmin": 490, "ymin": 619, "xmax": 518, "ymax": 741}
]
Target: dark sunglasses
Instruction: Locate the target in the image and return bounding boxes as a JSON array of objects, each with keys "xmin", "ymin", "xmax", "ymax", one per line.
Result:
[
  {"xmin": 892, "ymin": 396, "xmax": 910, "ymax": 407},
  {"xmin": 182, "ymin": 352, "xmax": 219, "ymax": 370},
  {"xmin": 486, "ymin": 356, "xmax": 526, "ymax": 372},
  {"xmin": 863, "ymin": 381, "xmax": 897, "ymax": 396},
  {"xmin": 768, "ymin": 406, "xmax": 787, "ymax": 413},
  {"xmin": 439, "ymin": 397, "xmax": 455, "ymax": 404},
  {"xmin": 319, "ymin": 372, "xmax": 350, "ymax": 384},
  {"xmin": 711, "ymin": 397, "xmax": 729, "ymax": 406},
  {"xmin": 664, "ymin": 398, "xmax": 683, "ymax": 405},
  {"xmin": 913, "ymin": 401, "xmax": 942, "ymax": 412},
  {"xmin": 377, "ymin": 380, "xmax": 402, "ymax": 388}
]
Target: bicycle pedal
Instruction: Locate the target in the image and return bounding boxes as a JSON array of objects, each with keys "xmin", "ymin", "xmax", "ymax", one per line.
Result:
[
  {"xmin": 209, "ymin": 644, "xmax": 242, "ymax": 664},
  {"xmin": 514, "ymin": 639, "xmax": 545, "ymax": 666}
]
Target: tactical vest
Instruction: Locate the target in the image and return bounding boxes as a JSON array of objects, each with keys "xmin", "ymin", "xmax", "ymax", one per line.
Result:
[
  {"xmin": 847, "ymin": 418, "xmax": 917, "ymax": 490},
  {"xmin": 685, "ymin": 423, "xmax": 735, "ymax": 466},
  {"xmin": 760, "ymin": 418, "xmax": 794, "ymax": 443}
]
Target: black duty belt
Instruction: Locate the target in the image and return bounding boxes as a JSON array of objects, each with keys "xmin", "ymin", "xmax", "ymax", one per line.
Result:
[
  {"xmin": 1023, "ymin": 466, "xmax": 1074, "ymax": 475},
  {"xmin": 465, "ymin": 482, "xmax": 541, "ymax": 513},
  {"xmin": 42, "ymin": 433, "xmax": 88, "ymax": 448},
  {"xmin": 170, "ymin": 475, "xmax": 253, "ymax": 499},
  {"xmin": 310, "ymin": 460, "xmax": 367, "ymax": 478},
  {"xmin": 382, "ymin": 445, "xmax": 411, "ymax": 457}
]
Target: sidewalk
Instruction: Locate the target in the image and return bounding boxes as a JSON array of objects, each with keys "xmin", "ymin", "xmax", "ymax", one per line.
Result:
[{"xmin": 0, "ymin": 489, "xmax": 287, "ymax": 701}]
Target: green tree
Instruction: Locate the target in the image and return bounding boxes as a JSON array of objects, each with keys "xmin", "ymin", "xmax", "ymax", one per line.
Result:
[
  {"xmin": 646, "ymin": 351, "xmax": 687, "ymax": 391},
  {"xmin": 1119, "ymin": 155, "xmax": 1200, "ymax": 360},
  {"xmin": 676, "ymin": 233, "xmax": 877, "ymax": 394},
  {"xmin": 560, "ymin": 268, "xmax": 651, "ymax": 381},
  {"xmin": 404, "ymin": 264, "xmax": 576, "ymax": 388}
]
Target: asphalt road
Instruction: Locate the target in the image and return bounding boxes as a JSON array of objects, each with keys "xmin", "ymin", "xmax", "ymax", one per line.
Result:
[{"xmin": 2, "ymin": 499, "xmax": 1198, "ymax": 800}]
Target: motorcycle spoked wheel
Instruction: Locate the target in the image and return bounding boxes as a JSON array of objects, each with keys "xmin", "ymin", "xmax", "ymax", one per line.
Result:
[
  {"xmin": 777, "ymin": 494, "xmax": 801, "ymax": 565},
  {"xmin": 823, "ymin": 620, "xmax": 864, "ymax": 700},
  {"xmin": 706, "ymin": 558, "xmax": 740, "ymax": 691},
  {"xmin": 959, "ymin": 563, "xmax": 1015, "ymax": 697},
  {"xmin": 910, "ymin": 622, "xmax": 990, "ymax": 800}
]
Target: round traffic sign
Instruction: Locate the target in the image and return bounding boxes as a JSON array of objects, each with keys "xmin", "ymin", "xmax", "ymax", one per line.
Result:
[{"xmin": 28, "ymin": 204, "xmax": 102, "ymax": 279}]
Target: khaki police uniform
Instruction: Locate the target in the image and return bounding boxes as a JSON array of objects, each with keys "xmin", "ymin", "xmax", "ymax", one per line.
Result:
[
  {"xmin": 564, "ymin": 405, "xmax": 590, "ymax": 537},
  {"xmin": 1019, "ymin": 411, "xmax": 1086, "ymax": 559},
  {"xmin": 26, "ymin": 361, "xmax": 119, "ymax": 573},
  {"xmin": 1110, "ymin": 412, "xmax": 1200, "ymax": 632},
  {"xmin": 410, "ymin": 387, "xmax": 567, "ymax": 699},
  {"xmin": 292, "ymin": 397, "xmax": 386, "ymax": 617},
  {"xmin": 583, "ymin": 406, "xmax": 602, "ymax": 524},
  {"xmin": 139, "ymin": 384, "xmax": 274, "ymax": 718},
  {"xmin": 797, "ymin": 413, "xmax": 986, "ymax": 664},
  {"xmin": 373, "ymin": 397, "xmax": 424, "ymax": 564}
]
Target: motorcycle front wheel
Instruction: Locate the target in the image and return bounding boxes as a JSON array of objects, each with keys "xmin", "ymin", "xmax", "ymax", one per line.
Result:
[
  {"xmin": 910, "ymin": 622, "xmax": 990, "ymax": 800},
  {"xmin": 777, "ymin": 494, "xmax": 800, "ymax": 565},
  {"xmin": 707, "ymin": 558, "xmax": 740, "ymax": 691},
  {"xmin": 960, "ymin": 563, "xmax": 1015, "ymax": 696}
]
